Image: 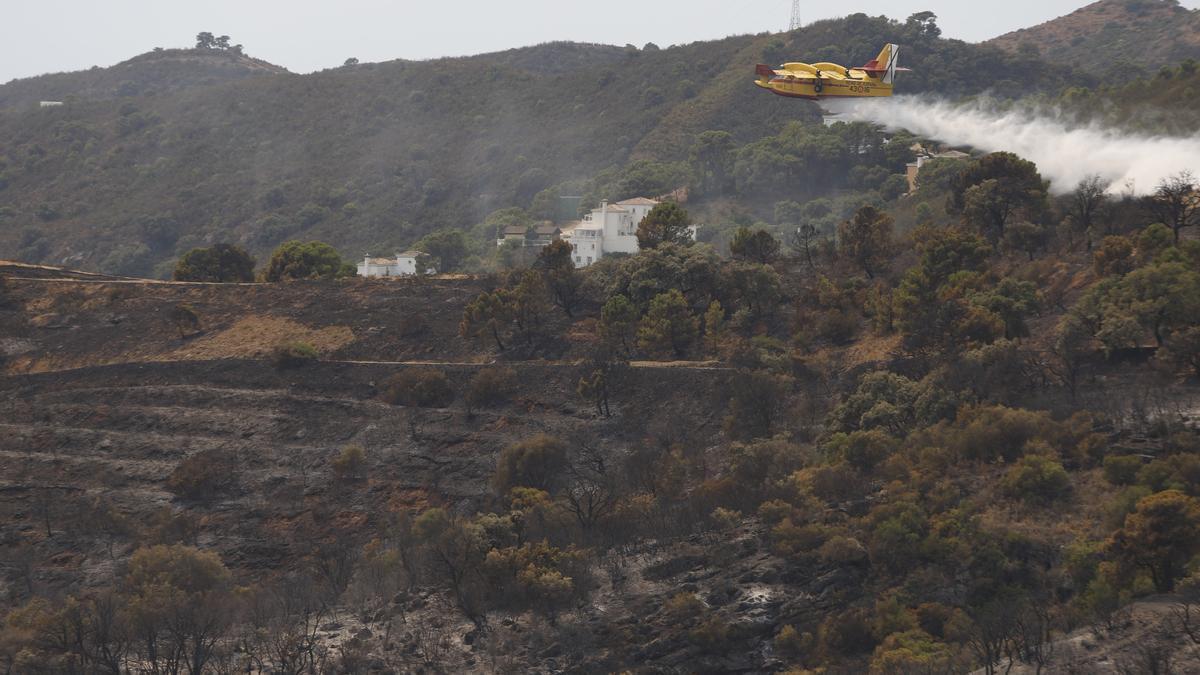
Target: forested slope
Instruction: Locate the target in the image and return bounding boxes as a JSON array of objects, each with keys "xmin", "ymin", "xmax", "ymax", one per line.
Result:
[{"xmin": 0, "ymin": 14, "xmax": 1086, "ymax": 276}]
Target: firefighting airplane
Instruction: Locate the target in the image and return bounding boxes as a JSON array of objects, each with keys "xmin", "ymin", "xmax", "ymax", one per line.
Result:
[{"xmin": 754, "ymin": 43, "xmax": 907, "ymax": 100}]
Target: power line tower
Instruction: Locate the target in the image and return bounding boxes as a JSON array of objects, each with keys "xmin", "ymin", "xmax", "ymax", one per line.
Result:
[{"xmin": 789, "ymin": 0, "xmax": 802, "ymax": 31}]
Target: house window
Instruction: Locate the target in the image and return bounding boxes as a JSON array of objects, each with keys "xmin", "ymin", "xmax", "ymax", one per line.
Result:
[
  {"xmin": 575, "ymin": 256, "xmax": 581, "ymax": 263},
  {"xmin": 586, "ymin": 257, "xmax": 592, "ymax": 264}
]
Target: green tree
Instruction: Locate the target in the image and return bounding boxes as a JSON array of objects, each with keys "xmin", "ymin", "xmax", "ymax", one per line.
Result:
[
  {"xmin": 173, "ymin": 244, "xmax": 256, "ymax": 282},
  {"xmin": 723, "ymin": 262, "xmax": 782, "ymax": 322},
  {"xmin": 459, "ymin": 271, "xmax": 553, "ymax": 352},
  {"xmin": 598, "ymin": 295, "xmax": 638, "ymax": 355},
  {"xmin": 608, "ymin": 242, "xmax": 721, "ymax": 311},
  {"xmin": 263, "ymin": 241, "xmax": 344, "ymax": 281},
  {"xmin": 690, "ymin": 131, "xmax": 736, "ymax": 196},
  {"xmin": 1160, "ymin": 326, "xmax": 1200, "ymax": 377},
  {"xmin": 1137, "ymin": 222, "xmax": 1175, "ymax": 262},
  {"xmin": 1108, "ymin": 490, "xmax": 1200, "ymax": 592},
  {"xmin": 971, "ymin": 277, "xmax": 1040, "ymax": 340},
  {"xmin": 1099, "ymin": 261, "xmax": 1200, "ymax": 347},
  {"xmin": 1093, "ymin": 235, "xmax": 1135, "ymax": 276},
  {"xmin": 461, "ymin": 289, "xmax": 513, "ymax": 351},
  {"xmin": 837, "ymin": 206, "xmax": 893, "ymax": 279},
  {"xmin": 1004, "ymin": 220, "xmax": 1047, "ymax": 261},
  {"xmin": 123, "ymin": 545, "xmax": 232, "ymax": 675},
  {"xmin": 412, "ymin": 509, "xmax": 487, "ymax": 616},
  {"xmin": 536, "ymin": 239, "xmax": 581, "ymax": 316},
  {"xmin": 952, "ymin": 152, "xmax": 1048, "ymax": 242},
  {"xmin": 381, "ymin": 368, "xmax": 454, "ymax": 407},
  {"xmin": 636, "ymin": 202, "xmax": 693, "ymax": 250},
  {"xmin": 415, "ymin": 229, "xmax": 469, "ymax": 272},
  {"xmin": 722, "ymin": 370, "xmax": 792, "ymax": 441},
  {"xmin": 637, "ymin": 289, "xmax": 699, "ymax": 359},
  {"xmin": 905, "ymin": 11, "xmax": 942, "ymax": 39},
  {"xmin": 493, "ymin": 434, "xmax": 569, "ymax": 495},
  {"xmin": 195, "ymin": 32, "xmax": 216, "ymax": 49},
  {"xmin": 729, "ymin": 226, "xmax": 781, "ymax": 264},
  {"xmin": 703, "ymin": 300, "xmax": 726, "ymax": 352},
  {"xmin": 1001, "ymin": 455, "xmax": 1071, "ymax": 504}
]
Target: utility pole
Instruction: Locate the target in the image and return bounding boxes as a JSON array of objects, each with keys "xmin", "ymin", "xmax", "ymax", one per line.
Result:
[{"xmin": 789, "ymin": 0, "xmax": 802, "ymax": 31}]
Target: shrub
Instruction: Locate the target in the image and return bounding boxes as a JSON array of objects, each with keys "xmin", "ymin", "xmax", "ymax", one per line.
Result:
[
  {"xmin": 819, "ymin": 536, "xmax": 869, "ymax": 566},
  {"xmin": 381, "ymin": 368, "xmax": 454, "ymax": 407},
  {"xmin": 722, "ymin": 369, "xmax": 792, "ymax": 441},
  {"xmin": 332, "ymin": 445, "xmax": 366, "ymax": 481},
  {"xmin": 166, "ymin": 449, "xmax": 234, "ymax": 501},
  {"xmin": 774, "ymin": 624, "xmax": 813, "ymax": 660},
  {"xmin": 1108, "ymin": 489, "xmax": 1200, "ymax": 592},
  {"xmin": 663, "ymin": 592, "xmax": 705, "ymax": 621},
  {"xmin": 818, "ymin": 608, "xmax": 878, "ymax": 659},
  {"xmin": 464, "ymin": 367, "xmax": 516, "ymax": 411},
  {"xmin": 637, "ymin": 289, "xmax": 699, "ymax": 359},
  {"xmin": 813, "ymin": 309, "xmax": 860, "ymax": 345},
  {"xmin": 481, "ymin": 541, "xmax": 590, "ymax": 616},
  {"xmin": 271, "ymin": 340, "xmax": 318, "ymax": 368},
  {"xmin": 1103, "ymin": 454, "xmax": 1143, "ymax": 486},
  {"xmin": 1093, "ymin": 235, "xmax": 1135, "ymax": 276},
  {"xmin": 827, "ymin": 430, "xmax": 897, "ymax": 473},
  {"xmin": 947, "ymin": 405, "xmax": 1062, "ymax": 463},
  {"xmin": 264, "ymin": 240, "xmax": 344, "ymax": 281},
  {"xmin": 168, "ymin": 303, "xmax": 201, "ymax": 338},
  {"xmin": 492, "ymin": 434, "xmax": 568, "ymax": 495},
  {"xmin": 689, "ymin": 615, "xmax": 733, "ymax": 653},
  {"xmin": 1001, "ymin": 454, "xmax": 1071, "ymax": 504},
  {"xmin": 710, "ymin": 507, "xmax": 742, "ymax": 531},
  {"xmin": 870, "ymin": 630, "xmax": 958, "ymax": 675},
  {"xmin": 770, "ymin": 518, "xmax": 829, "ymax": 557},
  {"xmin": 173, "ymin": 244, "xmax": 256, "ymax": 282}
]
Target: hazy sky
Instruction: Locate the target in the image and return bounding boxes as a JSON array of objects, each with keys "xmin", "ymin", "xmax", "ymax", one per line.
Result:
[{"xmin": 4, "ymin": 0, "xmax": 1199, "ymax": 83}]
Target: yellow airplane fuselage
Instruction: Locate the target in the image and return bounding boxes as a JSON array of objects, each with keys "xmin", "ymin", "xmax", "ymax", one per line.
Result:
[
  {"xmin": 754, "ymin": 44, "xmax": 903, "ymax": 100},
  {"xmin": 754, "ymin": 65, "xmax": 894, "ymax": 100}
]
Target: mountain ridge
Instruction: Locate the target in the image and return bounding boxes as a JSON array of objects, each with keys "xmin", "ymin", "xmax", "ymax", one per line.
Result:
[{"xmin": 987, "ymin": 0, "xmax": 1200, "ymax": 75}]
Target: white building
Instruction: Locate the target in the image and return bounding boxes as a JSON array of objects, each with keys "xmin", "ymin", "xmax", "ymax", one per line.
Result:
[
  {"xmin": 561, "ymin": 197, "xmax": 663, "ymax": 268},
  {"xmin": 357, "ymin": 250, "xmax": 427, "ymax": 278}
]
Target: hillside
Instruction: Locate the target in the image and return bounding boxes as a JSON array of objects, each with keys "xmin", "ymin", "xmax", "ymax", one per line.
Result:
[
  {"xmin": 988, "ymin": 0, "xmax": 1200, "ymax": 75},
  {"xmin": 0, "ymin": 14, "xmax": 1087, "ymax": 277},
  {"xmin": 0, "ymin": 48, "xmax": 288, "ymax": 110},
  {"xmin": 5, "ymin": 177, "xmax": 1200, "ymax": 671}
]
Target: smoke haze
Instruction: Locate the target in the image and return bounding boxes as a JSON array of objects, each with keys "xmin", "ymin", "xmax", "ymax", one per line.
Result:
[{"xmin": 829, "ymin": 96, "xmax": 1200, "ymax": 195}]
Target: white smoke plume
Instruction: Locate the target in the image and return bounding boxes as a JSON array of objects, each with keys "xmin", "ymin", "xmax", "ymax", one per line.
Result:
[{"xmin": 826, "ymin": 96, "xmax": 1200, "ymax": 195}]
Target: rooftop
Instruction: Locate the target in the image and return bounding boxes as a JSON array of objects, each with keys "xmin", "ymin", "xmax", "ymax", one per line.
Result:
[{"xmin": 617, "ymin": 197, "xmax": 659, "ymax": 206}]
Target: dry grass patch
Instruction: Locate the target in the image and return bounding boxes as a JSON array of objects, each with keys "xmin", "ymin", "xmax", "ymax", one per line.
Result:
[
  {"xmin": 165, "ymin": 315, "xmax": 354, "ymax": 361},
  {"xmin": 842, "ymin": 333, "xmax": 901, "ymax": 369}
]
